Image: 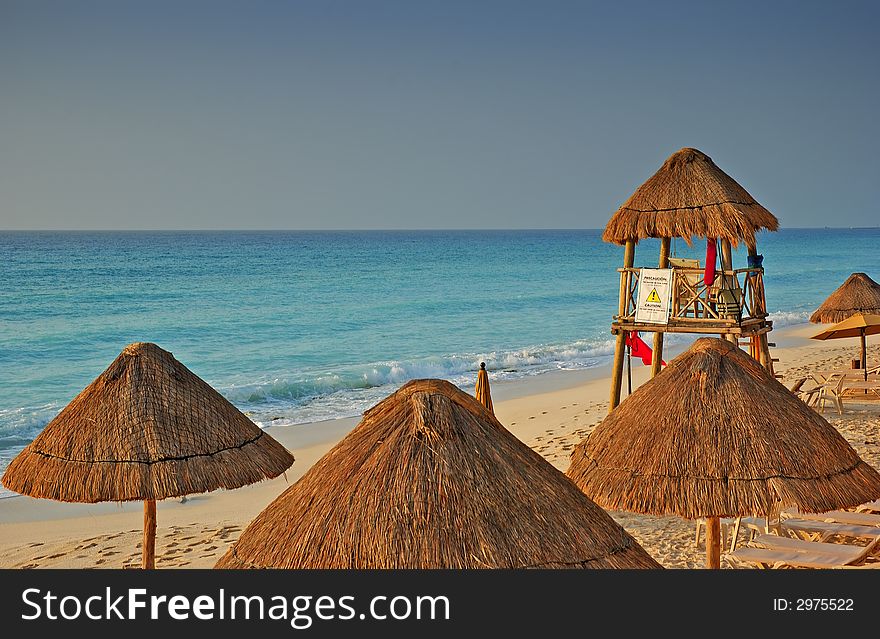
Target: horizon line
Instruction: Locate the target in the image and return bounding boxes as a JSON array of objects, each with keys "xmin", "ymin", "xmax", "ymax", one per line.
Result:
[{"xmin": 2, "ymin": 226, "xmax": 878, "ymax": 233}]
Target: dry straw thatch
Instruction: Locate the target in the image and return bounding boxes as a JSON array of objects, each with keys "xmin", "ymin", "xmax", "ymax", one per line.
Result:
[
  {"xmin": 602, "ymin": 148, "xmax": 778, "ymax": 249},
  {"xmin": 810, "ymin": 273, "xmax": 880, "ymax": 324},
  {"xmin": 567, "ymin": 338, "xmax": 880, "ymax": 519},
  {"xmin": 1, "ymin": 342, "xmax": 294, "ymax": 502},
  {"xmin": 217, "ymin": 379, "xmax": 660, "ymax": 569}
]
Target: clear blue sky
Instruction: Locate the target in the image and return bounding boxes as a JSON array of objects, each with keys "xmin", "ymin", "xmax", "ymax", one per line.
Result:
[{"xmin": 1, "ymin": 0, "xmax": 877, "ymax": 230}]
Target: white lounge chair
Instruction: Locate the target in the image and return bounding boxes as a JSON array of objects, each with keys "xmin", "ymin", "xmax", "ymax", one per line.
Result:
[
  {"xmin": 856, "ymin": 499, "xmax": 880, "ymax": 514},
  {"xmin": 731, "ymin": 534, "xmax": 880, "ymax": 569},
  {"xmin": 782, "ymin": 508, "xmax": 880, "ymax": 528},
  {"xmin": 779, "ymin": 518, "xmax": 880, "ymax": 543}
]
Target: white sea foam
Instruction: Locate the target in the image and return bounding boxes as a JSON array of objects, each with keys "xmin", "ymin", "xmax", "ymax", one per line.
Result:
[{"xmin": 767, "ymin": 310, "xmax": 812, "ymax": 328}]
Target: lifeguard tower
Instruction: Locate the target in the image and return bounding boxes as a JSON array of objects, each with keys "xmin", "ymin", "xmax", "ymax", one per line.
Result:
[{"xmin": 603, "ymin": 148, "xmax": 779, "ymax": 412}]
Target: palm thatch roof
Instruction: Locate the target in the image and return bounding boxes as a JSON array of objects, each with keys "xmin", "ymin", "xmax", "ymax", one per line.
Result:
[
  {"xmin": 1, "ymin": 342, "xmax": 294, "ymax": 502},
  {"xmin": 216, "ymin": 379, "xmax": 660, "ymax": 569},
  {"xmin": 810, "ymin": 273, "xmax": 880, "ymax": 324},
  {"xmin": 566, "ymin": 338, "xmax": 880, "ymax": 519},
  {"xmin": 602, "ymin": 147, "xmax": 778, "ymax": 249}
]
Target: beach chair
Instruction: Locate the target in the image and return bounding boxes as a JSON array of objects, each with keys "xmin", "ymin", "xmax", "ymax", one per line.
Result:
[
  {"xmin": 787, "ymin": 377, "xmax": 825, "ymax": 407},
  {"xmin": 837, "ymin": 379, "xmax": 880, "ymax": 401},
  {"xmin": 696, "ymin": 514, "xmax": 778, "ymax": 552},
  {"xmin": 668, "ymin": 258, "xmax": 704, "ymax": 319},
  {"xmin": 713, "ymin": 287, "xmax": 743, "ymax": 320},
  {"xmin": 778, "ymin": 518, "xmax": 880, "ymax": 543},
  {"xmin": 806, "ymin": 374, "xmax": 843, "ymax": 414},
  {"xmin": 730, "ymin": 534, "xmax": 880, "ymax": 569},
  {"xmin": 782, "ymin": 508, "xmax": 880, "ymax": 528},
  {"xmin": 856, "ymin": 499, "xmax": 880, "ymax": 514},
  {"xmin": 694, "ymin": 517, "xmax": 734, "ymax": 549}
]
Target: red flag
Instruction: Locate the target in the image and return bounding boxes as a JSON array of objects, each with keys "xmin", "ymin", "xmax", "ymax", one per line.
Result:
[
  {"xmin": 625, "ymin": 331, "xmax": 666, "ymax": 367},
  {"xmin": 704, "ymin": 238, "xmax": 717, "ymax": 286}
]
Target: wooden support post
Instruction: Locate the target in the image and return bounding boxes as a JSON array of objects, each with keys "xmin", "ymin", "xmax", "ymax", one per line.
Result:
[
  {"xmin": 610, "ymin": 240, "xmax": 636, "ymax": 412},
  {"xmin": 651, "ymin": 238, "xmax": 670, "ymax": 377},
  {"xmin": 759, "ymin": 333, "xmax": 774, "ymax": 375},
  {"xmin": 143, "ymin": 499, "xmax": 156, "ymax": 569},
  {"xmin": 719, "ymin": 240, "xmax": 737, "ymax": 344},
  {"xmin": 861, "ymin": 329, "xmax": 868, "ymax": 381},
  {"xmin": 705, "ymin": 515, "xmax": 721, "ymax": 569}
]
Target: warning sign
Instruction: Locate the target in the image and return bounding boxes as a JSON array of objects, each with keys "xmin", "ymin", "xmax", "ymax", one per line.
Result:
[{"xmin": 635, "ymin": 268, "xmax": 672, "ymax": 324}]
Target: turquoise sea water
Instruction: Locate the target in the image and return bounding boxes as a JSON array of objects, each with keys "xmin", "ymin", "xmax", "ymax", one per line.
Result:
[{"xmin": 2, "ymin": 228, "xmax": 879, "ymax": 495}]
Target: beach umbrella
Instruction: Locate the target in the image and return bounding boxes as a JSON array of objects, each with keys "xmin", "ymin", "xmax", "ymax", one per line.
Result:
[
  {"xmin": 602, "ymin": 147, "xmax": 778, "ymax": 251},
  {"xmin": 566, "ymin": 338, "xmax": 880, "ymax": 569},
  {"xmin": 474, "ymin": 361, "xmax": 494, "ymax": 414},
  {"xmin": 216, "ymin": 379, "xmax": 660, "ymax": 569},
  {"xmin": 1, "ymin": 342, "xmax": 294, "ymax": 569},
  {"xmin": 810, "ymin": 273, "xmax": 880, "ymax": 325},
  {"xmin": 811, "ymin": 313, "xmax": 880, "ymax": 381}
]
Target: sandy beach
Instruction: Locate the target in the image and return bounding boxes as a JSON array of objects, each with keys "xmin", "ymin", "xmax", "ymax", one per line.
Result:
[{"xmin": 1, "ymin": 323, "xmax": 877, "ymax": 569}]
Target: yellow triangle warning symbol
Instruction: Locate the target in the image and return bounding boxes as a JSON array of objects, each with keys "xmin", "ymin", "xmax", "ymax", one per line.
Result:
[{"xmin": 646, "ymin": 288, "xmax": 662, "ymax": 304}]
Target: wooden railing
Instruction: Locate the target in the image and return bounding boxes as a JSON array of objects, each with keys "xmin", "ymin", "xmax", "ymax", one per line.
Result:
[{"xmin": 616, "ymin": 267, "xmax": 767, "ymax": 325}]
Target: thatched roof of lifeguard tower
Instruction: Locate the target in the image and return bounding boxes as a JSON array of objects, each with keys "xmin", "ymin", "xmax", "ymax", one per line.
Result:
[
  {"xmin": 1, "ymin": 342, "xmax": 294, "ymax": 502},
  {"xmin": 566, "ymin": 338, "xmax": 880, "ymax": 519},
  {"xmin": 216, "ymin": 379, "xmax": 660, "ymax": 569},
  {"xmin": 810, "ymin": 273, "xmax": 880, "ymax": 324},
  {"xmin": 602, "ymin": 148, "xmax": 778, "ymax": 249}
]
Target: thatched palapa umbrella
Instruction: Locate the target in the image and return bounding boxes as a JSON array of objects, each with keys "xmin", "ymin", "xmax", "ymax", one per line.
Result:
[
  {"xmin": 810, "ymin": 273, "xmax": 880, "ymax": 324},
  {"xmin": 603, "ymin": 147, "xmax": 778, "ymax": 251},
  {"xmin": 475, "ymin": 361, "xmax": 494, "ymax": 414},
  {"xmin": 1, "ymin": 342, "xmax": 294, "ymax": 568},
  {"xmin": 566, "ymin": 338, "xmax": 880, "ymax": 569},
  {"xmin": 810, "ymin": 273, "xmax": 880, "ymax": 379},
  {"xmin": 603, "ymin": 148, "xmax": 779, "ymax": 410},
  {"xmin": 811, "ymin": 313, "xmax": 880, "ymax": 381},
  {"xmin": 217, "ymin": 379, "xmax": 660, "ymax": 569}
]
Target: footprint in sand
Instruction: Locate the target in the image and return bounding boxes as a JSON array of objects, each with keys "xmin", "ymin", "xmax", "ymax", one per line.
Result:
[
  {"xmin": 528, "ymin": 416, "xmax": 535, "ymax": 420},
  {"xmin": 541, "ymin": 411, "xmax": 547, "ymax": 415},
  {"xmin": 20, "ymin": 563, "xmax": 39, "ymax": 569},
  {"xmin": 29, "ymin": 542, "xmax": 45, "ymax": 548},
  {"xmin": 46, "ymin": 553, "xmax": 65, "ymax": 559}
]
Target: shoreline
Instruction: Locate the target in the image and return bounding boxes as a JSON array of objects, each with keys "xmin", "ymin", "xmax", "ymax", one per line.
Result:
[{"xmin": 1, "ymin": 322, "xmax": 877, "ymax": 568}]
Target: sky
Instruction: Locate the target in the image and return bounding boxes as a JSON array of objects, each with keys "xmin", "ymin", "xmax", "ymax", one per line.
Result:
[{"xmin": 1, "ymin": 0, "xmax": 878, "ymax": 230}]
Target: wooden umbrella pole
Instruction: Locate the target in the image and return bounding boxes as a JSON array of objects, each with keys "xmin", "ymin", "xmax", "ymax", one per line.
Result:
[
  {"xmin": 143, "ymin": 499, "xmax": 157, "ymax": 569},
  {"xmin": 610, "ymin": 240, "xmax": 636, "ymax": 412},
  {"xmin": 705, "ymin": 516, "xmax": 721, "ymax": 569}
]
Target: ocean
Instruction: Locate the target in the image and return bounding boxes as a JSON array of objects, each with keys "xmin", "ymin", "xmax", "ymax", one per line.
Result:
[{"xmin": 2, "ymin": 228, "xmax": 879, "ymax": 495}]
